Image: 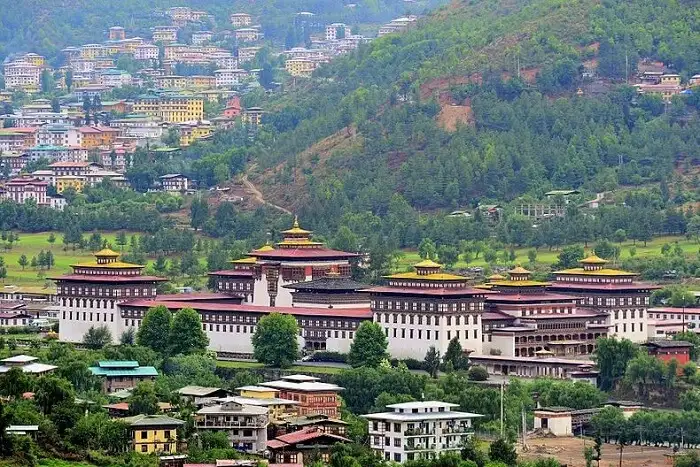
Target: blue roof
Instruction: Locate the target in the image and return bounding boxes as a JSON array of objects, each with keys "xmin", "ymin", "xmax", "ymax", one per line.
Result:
[{"xmin": 90, "ymin": 365, "xmax": 158, "ymax": 378}]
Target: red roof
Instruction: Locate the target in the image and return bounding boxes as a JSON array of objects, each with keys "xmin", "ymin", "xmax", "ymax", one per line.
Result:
[
  {"xmin": 78, "ymin": 126, "xmax": 103, "ymax": 134},
  {"xmin": 4, "ymin": 178, "xmax": 48, "ymax": 186},
  {"xmin": 49, "ymin": 161, "xmax": 90, "ymax": 168},
  {"xmin": 209, "ymin": 269, "xmax": 255, "ymax": 277},
  {"xmin": 486, "ymin": 292, "xmax": 577, "ymax": 303},
  {"xmin": 103, "ymin": 402, "xmax": 129, "ymax": 411},
  {"xmin": 250, "ymin": 248, "xmax": 358, "ymax": 260},
  {"xmin": 482, "ymin": 311, "xmax": 515, "ymax": 321},
  {"xmin": 121, "ymin": 300, "xmax": 372, "ymax": 319},
  {"xmin": 157, "ymin": 293, "xmax": 241, "ymax": 301},
  {"xmin": 50, "ymin": 274, "xmax": 167, "ymax": 283},
  {"xmin": 268, "ymin": 428, "xmax": 349, "ymax": 448},
  {"xmin": 549, "ymin": 282, "xmax": 661, "ymax": 291},
  {"xmin": 0, "ymin": 312, "xmax": 32, "ymax": 319},
  {"xmin": 363, "ymin": 286, "xmax": 490, "ymax": 297},
  {"xmin": 8, "ymin": 127, "xmax": 37, "ymax": 134},
  {"xmin": 649, "ymin": 307, "xmax": 700, "ymax": 315}
]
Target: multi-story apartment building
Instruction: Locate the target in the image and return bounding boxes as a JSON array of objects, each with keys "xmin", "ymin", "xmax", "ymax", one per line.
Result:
[
  {"xmin": 1, "ymin": 177, "xmax": 48, "ymax": 205},
  {"xmin": 159, "ymin": 173, "xmax": 189, "ymax": 191},
  {"xmin": 28, "ymin": 146, "xmax": 89, "ymax": 163},
  {"xmin": 365, "ymin": 401, "xmax": 482, "ymax": 464},
  {"xmin": 36, "ymin": 125, "xmax": 81, "ymax": 147},
  {"xmin": 55, "ymin": 175, "xmax": 86, "ymax": 193},
  {"xmin": 230, "ymin": 13, "xmax": 253, "ymax": 27},
  {"xmin": 186, "ymin": 75, "xmax": 216, "ymax": 89},
  {"xmin": 365, "ymin": 260, "xmax": 490, "ymax": 359},
  {"xmin": 153, "ymin": 26, "xmax": 178, "ymax": 43},
  {"xmin": 234, "ymin": 385, "xmax": 299, "ymax": 422},
  {"xmin": 80, "ymin": 44, "xmax": 106, "ymax": 59},
  {"xmin": 0, "ymin": 128, "xmax": 37, "ymax": 152},
  {"xmin": 548, "ymin": 255, "xmax": 659, "ymax": 343},
  {"xmin": 3, "ymin": 60, "xmax": 41, "ymax": 91},
  {"xmin": 177, "ymin": 123, "xmax": 212, "ymax": 146},
  {"xmin": 285, "ymin": 58, "xmax": 318, "ymax": 78},
  {"xmin": 134, "ymin": 45, "xmax": 159, "ymax": 61},
  {"xmin": 325, "ymin": 23, "xmax": 347, "ymax": 41},
  {"xmin": 133, "ymin": 94, "xmax": 204, "ymax": 123},
  {"xmin": 260, "ymin": 375, "xmax": 343, "ymax": 418},
  {"xmin": 23, "ymin": 53, "xmax": 46, "ymax": 67},
  {"xmin": 214, "ymin": 68, "xmax": 252, "ymax": 87},
  {"xmin": 98, "ymin": 69, "xmax": 132, "ymax": 87},
  {"xmin": 191, "ymin": 31, "xmax": 213, "ymax": 45},
  {"xmin": 238, "ymin": 46, "xmax": 261, "ymax": 63},
  {"xmin": 195, "ymin": 400, "xmax": 269, "ymax": 453},
  {"xmin": 235, "ymin": 28, "xmax": 262, "ymax": 43}
]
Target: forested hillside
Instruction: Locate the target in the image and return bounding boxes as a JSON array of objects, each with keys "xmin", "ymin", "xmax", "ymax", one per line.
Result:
[
  {"xmin": 249, "ymin": 0, "xmax": 700, "ymax": 243},
  {"xmin": 0, "ymin": 0, "xmax": 439, "ymax": 63}
]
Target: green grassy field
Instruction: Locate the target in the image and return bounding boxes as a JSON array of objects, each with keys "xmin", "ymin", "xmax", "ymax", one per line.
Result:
[
  {"xmin": 0, "ymin": 232, "xmax": 140, "ymax": 289},
  {"xmin": 395, "ymin": 235, "xmax": 700, "ymax": 271},
  {"xmin": 216, "ymin": 360, "xmax": 344, "ymax": 375}
]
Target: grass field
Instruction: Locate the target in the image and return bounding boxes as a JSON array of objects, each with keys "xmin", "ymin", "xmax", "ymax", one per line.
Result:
[
  {"xmin": 0, "ymin": 232, "xmax": 141, "ymax": 288},
  {"xmin": 395, "ymin": 235, "xmax": 700, "ymax": 271},
  {"xmin": 216, "ymin": 360, "xmax": 344, "ymax": 375}
]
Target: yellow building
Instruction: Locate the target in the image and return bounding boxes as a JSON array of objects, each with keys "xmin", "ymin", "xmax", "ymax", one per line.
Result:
[
  {"xmin": 186, "ymin": 75, "xmax": 216, "ymax": 89},
  {"xmin": 178, "ymin": 123, "xmax": 212, "ymax": 146},
  {"xmin": 660, "ymin": 74, "xmax": 681, "ymax": 86},
  {"xmin": 134, "ymin": 95, "xmax": 204, "ymax": 123},
  {"xmin": 80, "ymin": 44, "xmax": 105, "ymax": 59},
  {"xmin": 235, "ymin": 385, "xmax": 299, "ymax": 422},
  {"xmin": 56, "ymin": 176, "xmax": 86, "ymax": 193},
  {"xmin": 125, "ymin": 415, "xmax": 184, "ymax": 454},
  {"xmin": 157, "ymin": 75, "xmax": 188, "ymax": 89},
  {"xmin": 242, "ymin": 107, "xmax": 264, "ymax": 126},
  {"xmin": 24, "ymin": 53, "xmax": 46, "ymax": 67},
  {"xmin": 285, "ymin": 58, "xmax": 317, "ymax": 78}
]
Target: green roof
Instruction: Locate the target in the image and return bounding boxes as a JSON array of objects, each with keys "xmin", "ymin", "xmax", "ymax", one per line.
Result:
[
  {"xmin": 90, "ymin": 366, "xmax": 158, "ymax": 377},
  {"xmin": 123, "ymin": 415, "xmax": 185, "ymax": 428},
  {"xmin": 98, "ymin": 360, "xmax": 139, "ymax": 368}
]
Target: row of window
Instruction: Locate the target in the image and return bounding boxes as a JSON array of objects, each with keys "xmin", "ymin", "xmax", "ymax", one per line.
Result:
[
  {"xmin": 521, "ymin": 307, "xmax": 574, "ymax": 316},
  {"xmin": 58, "ymin": 286, "xmax": 155, "ymax": 297},
  {"xmin": 375, "ymin": 313, "xmax": 480, "ymax": 326},
  {"xmin": 557, "ymin": 276, "xmax": 634, "ymax": 284},
  {"xmin": 374, "ymin": 300, "xmax": 483, "ymax": 312},
  {"xmin": 304, "ymin": 329, "xmax": 354, "ymax": 340},
  {"xmin": 217, "ymin": 281, "xmax": 253, "ymax": 291},
  {"xmin": 656, "ymin": 314, "xmax": 699, "ymax": 321},
  {"xmin": 72, "ymin": 268, "xmax": 141, "ymax": 276},
  {"xmin": 385, "ymin": 327, "xmax": 478, "ymax": 341},
  {"xmin": 61, "ymin": 298, "xmax": 116, "ymax": 309},
  {"xmin": 614, "ymin": 322, "xmax": 644, "ymax": 334},
  {"xmin": 62, "ymin": 311, "xmax": 115, "ymax": 322},
  {"xmin": 613, "ymin": 309, "xmax": 644, "ymax": 320}
]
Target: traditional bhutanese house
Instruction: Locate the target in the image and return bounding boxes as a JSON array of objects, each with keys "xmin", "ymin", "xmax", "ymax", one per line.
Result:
[
  {"xmin": 89, "ymin": 360, "xmax": 158, "ymax": 393},
  {"xmin": 270, "ymin": 414, "xmax": 348, "ymax": 438},
  {"xmin": 176, "ymin": 386, "xmax": 231, "ymax": 407},
  {"xmin": 123, "ymin": 414, "xmax": 184, "ymax": 454},
  {"xmin": 53, "ymin": 249, "xmax": 167, "ymax": 343},
  {"xmin": 259, "ymin": 375, "xmax": 343, "ymax": 419},
  {"xmin": 641, "ymin": 340, "xmax": 693, "ymax": 365},
  {"xmin": 0, "ymin": 355, "xmax": 57, "ymax": 375},
  {"xmin": 209, "ymin": 218, "xmax": 358, "ymax": 307},
  {"xmin": 364, "ymin": 260, "xmax": 490, "ymax": 359},
  {"xmin": 548, "ymin": 255, "xmax": 661, "ymax": 343},
  {"xmin": 220, "ymin": 389, "xmax": 299, "ymax": 423},
  {"xmin": 480, "ymin": 266, "xmax": 609, "ymax": 358},
  {"xmin": 267, "ymin": 427, "xmax": 350, "ymax": 466}
]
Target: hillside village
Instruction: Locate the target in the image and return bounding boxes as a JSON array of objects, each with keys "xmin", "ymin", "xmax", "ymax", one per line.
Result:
[{"xmin": 0, "ymin": 5, "xmax": 419, "ymax": 207}]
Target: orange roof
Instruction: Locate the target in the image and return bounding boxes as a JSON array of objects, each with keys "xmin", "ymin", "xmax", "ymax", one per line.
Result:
[{"xmin": 49, "ymin": 161, "xmax": 90, "ymax": 168}]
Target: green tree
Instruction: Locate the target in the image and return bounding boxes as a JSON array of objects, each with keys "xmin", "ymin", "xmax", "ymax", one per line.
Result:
[
  {"xmin": 489, "ymin": 438, "xmax": 518, "ymax": 466},
  {"xmin": 169, "ymin": 307, "xmax": 209, "ymax": 355},
  {"xmin": 34, "ymin": 375, "xmax": 74, "ymax": 415},
  {"xmin": 17, "ymin": 254, "xmax": 28, "ymax": 270},
  {"xmin": 348, "ymin": 322, "xmax": 389, "ymax": 368},
  {"xmin": 613, "ymin": 229, "xmax": 626, "ymax": 244},
  {"xmin": 443, "ymin": 336, "xmax": 466, "ymax": 370},
  {"xmin": 120, "ymin": 328, "xmax": 136, "ymax": 345},
  {"xmin": 82, "ymin": 325, "xmax": 112, "ymax": 350},
  {"xmin": 467, "ymin": 366, "xmax": 489, "ymax": 381},
  {"xmin": 418, "ymin": 238, "xmax": 437, "ymax": 260},
  {"xmin": 252, "ymin": 313, "xmax": 299, "ymax": 368},
  {"xmin": 116, "ymin": 231, "xmax": 128, "ymax": 251},
  {"xmin": 47, "ymin": 233, "xmax": 55, "ymax": 246},
  {"xmin": 136, "ymin": 305, "xmax": 173, "ymax": 355},
  {"xmin": 190, "ymin": 196, "xmax": 209, "ymax": 231},
  {"xmin": 556, "ymin": 245, "xmax": 584, "ymax": 268},
  {"xmin": 424, "ymin": 346, "xmax": 441, "ymax": 378},
  {"xmin": 594, "ymin": 239, "xmax": 616, "ymax": 259},
  {"xmin": 595, "ymin": 337, "xmax": 639, "ymax": 391},
  {"xmin": 0, "ymin": 367, "xmax": 32, "ymax": 399},
  {"xmin": 129, "ymin": 381, "xmax": 159, "ymax": 415},
  {"xmin": 437, "ymin": 245, "xmax": 459, "ymax": 269},
  {"xmin": 527, "ymin": 249, "xmax": 537, "ymax": 264}
]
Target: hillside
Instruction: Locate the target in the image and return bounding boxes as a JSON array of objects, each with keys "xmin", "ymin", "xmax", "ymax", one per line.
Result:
[
  {"xmin": 249, "ymin": 0, "xmax": 700, "ymax": 243},
  {"xmin": 0, "ymin": 0, "xmax": 442, "ymax": 63}
]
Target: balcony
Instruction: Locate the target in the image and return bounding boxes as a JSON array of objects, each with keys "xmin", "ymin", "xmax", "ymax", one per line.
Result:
[
  {"xmin": 404, "ymin": 428, "xmax": 436, "ymax": 436},
  {"xmin": 404, "ymin": 443, "xmax": 437, "ymax": 452},
  {"xmin": 442, "ymin": 425, "xmax": 473, "ymax": 435},
  {"xmin": 196, "ymin": 419, "xmax": 266, "ymax": 429}
]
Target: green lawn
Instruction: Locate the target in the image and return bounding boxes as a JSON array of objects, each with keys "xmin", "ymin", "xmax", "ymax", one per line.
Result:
[
  {"xmin": 0, "ymin": 232, "xmax": 140, "ymax": 288},
  {"xmin": 395, "ymin": 235, "xmax": 700, "ymax": 271},
  {"xmin": 216, "ymin": 360, "xmax": 343, "ymax": 375}
]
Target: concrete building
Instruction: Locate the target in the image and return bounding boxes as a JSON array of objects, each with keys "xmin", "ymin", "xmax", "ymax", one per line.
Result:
[
  {"xmin": 1, "ymin": 177, "xmax": 48, "ymax": 205},
  {"xmin": 364, "ymin": 401, "xmax": 482, "ymax": 464},
  {"xmin": 159, "ymin": 173, "xmax": 189, "ymax": 191},
  {"xmin": 195, "ymin": 400, "xmax": 269, "ymax": 453},
  {"xmin": 230, "ymin": 13, "xmax": 253, "ymax": 27},
  {"xmin": 260, "ymin": 375, "xmax": 343, "ymax": 419},
  {"xmin": 325, "ymin": 23, "xmax": 347, "ymax": 41},
  {"xmin": 0, "ymin": 355, "xmax": 57, "ymax": 375},
  {"xmin": 124, "ymin": 415, "xmax": 184, "ymax": 454}
]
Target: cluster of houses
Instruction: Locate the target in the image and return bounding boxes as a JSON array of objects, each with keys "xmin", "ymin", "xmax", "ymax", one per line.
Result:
[{"xmin": 632, "ymin": 61, "xmax": 699, "ymax": 102}]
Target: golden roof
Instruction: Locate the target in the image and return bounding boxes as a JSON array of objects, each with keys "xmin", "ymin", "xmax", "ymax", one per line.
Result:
[
  {"xmin": 386, "ymin": 272, "xmax": 466, "ymax": 281},
  {"xmin": 231, "ymin": 257, "xmax": 257, "ymax": 264},
  {"xmin": 555, "ymin": 268, "xmax": 636, "ymax": 276},
  {"xmin": 94, "ymin": 248, "xmax": 120, "ymax": 257},
  {"xmin": 488, "ymin": 273, "xmax": 506, "ymax": 281},
  {"xmin": 509, "ymin": 265, "xmax": 531, "ymax": 274},
  {"xmin": 489, "ymin": 279, "xmax": 550, "ymax": 287},
  {"xmin": 580, "ymin": 255, "xmax": 608, "ymax": 264},
  {"xmin": 282, "ymin": 216, "xmax": 312, "ymax": 235},
  {"xmin": 254, "ymin": 244, "xmax": 275, "ymax": 252},
  {"xmin": 414, "ymin": 259, "xmax": 443, "ymax": 268},
  {"xmin": 71, "ymin": 261, "xmax": 143, "ymax": 269}
]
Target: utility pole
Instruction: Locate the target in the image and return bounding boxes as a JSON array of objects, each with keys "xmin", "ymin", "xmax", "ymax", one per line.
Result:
[{"xmin": 500, "ymin": 381, "xmax": 505, "ymax": 437}]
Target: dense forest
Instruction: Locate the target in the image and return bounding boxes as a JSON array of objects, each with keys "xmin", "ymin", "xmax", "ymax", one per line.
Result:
[
  {"xmin": 0, "ymin": 0, "xmax": 444, "ymax": 64},
  {"xmin": 239, "ymin": 0, "xmax": 700, "ymax": 244}
]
